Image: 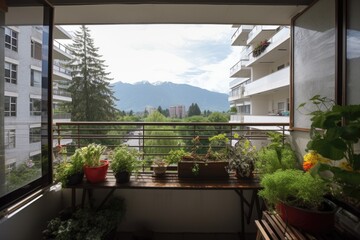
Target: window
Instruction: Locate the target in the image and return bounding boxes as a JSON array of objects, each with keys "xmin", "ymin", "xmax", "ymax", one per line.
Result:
[
  {"xmin": 5, "ymin": 27, "xmax": 18, "ymax": 51},
  {"xmin": 5, "ymin": 62, "xmax": 17, "ymax": 84},
  {"xmin": 5, "ymin": 162, "xmax": 16, "ymax": 174},
  {"xmin": 30, "ymin": 69, "xmax": 41, "ymax": 87},
  {"xmin": 29, "ymin": 127, "xmax": 41, "ymax": 143},
  {"xmin": 239, "ymin": 105, "xmax": 250, "ymax": 114},
  {"xmin": 5, "ymin": 129, "xmax": 16, "ymax": 149},
  {"xmin": 30, "ymin": 98, "xmax": 41, "ymax": 116},
  {"xmin": 31, "ymin": 40, "xmax": 42, "ymax": 60},
  {"xmin": 4, "ymin": 96, "xmax": 17, "ymax": 117}
]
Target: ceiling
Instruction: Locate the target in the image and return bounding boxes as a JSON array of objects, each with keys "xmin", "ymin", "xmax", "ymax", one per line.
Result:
[{"xmin": 5, "ymin": 0, "xmax": 313, "ymax": 25}]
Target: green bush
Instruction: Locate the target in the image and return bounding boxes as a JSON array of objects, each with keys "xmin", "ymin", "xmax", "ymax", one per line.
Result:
[{"xmin": 110, "ymin": 145, "xmax": 141, "ymax": 173}]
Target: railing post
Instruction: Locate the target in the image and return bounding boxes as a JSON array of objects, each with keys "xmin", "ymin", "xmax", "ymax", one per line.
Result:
[
  {"xmin": 77, "ymin": 125, "xmax": 80, "ymax": 148},
  {"xmin": 142, "ymin": 125, "xmax": 145, "ymax": 172},
  {"xmin": 57, "ymin": 124, "xmax": 61, "ymax": 147}
]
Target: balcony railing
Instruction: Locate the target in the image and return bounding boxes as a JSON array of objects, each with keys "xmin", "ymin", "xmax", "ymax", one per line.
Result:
[
  {"xmin": 53, "ymin": 89, "xmax": 71, "ymax": 97},
  {"xmin": 53, "ymin": 62, "xmax": 72, "ymax": 76},
  {"xmin": 54, "ymin": 122, "xmax": 289, "ymax": 167},
  {"xmin": 53, "ymin": 39, "xmax": 72, "ymax": 55},
  {"xmin": 53, "ymin": 112, "xmax": 71, "ymax": 119}
]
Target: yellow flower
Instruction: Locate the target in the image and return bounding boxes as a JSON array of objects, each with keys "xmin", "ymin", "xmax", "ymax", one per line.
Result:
[{"xmin": 303, "ymin": 151, "xmax": 330, "ymax": 171}]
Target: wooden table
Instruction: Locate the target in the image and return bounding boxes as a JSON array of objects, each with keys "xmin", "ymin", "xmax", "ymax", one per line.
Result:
[{"xmin": 68, "ymin": 172, "xmax": 263, "ymax": 235}]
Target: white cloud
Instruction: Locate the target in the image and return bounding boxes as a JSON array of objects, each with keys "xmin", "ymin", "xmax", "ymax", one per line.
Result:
[{"xmin": 62, "ymin": 24, "xmax": 237, "ymax": 93}]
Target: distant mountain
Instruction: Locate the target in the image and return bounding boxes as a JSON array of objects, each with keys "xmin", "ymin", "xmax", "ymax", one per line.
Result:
[{"xmin": 111, "ymin": 81, "xmax": 229, "ymax": 112}]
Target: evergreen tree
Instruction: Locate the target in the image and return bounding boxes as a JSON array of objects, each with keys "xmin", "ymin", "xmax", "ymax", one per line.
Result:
[
  {"xmin": 188, "ymin": 103, "xmax": 201, "ymax": 117},
  {"xmin": 65, "ymin": 25, "xmax": 118, "ymax": 121}
]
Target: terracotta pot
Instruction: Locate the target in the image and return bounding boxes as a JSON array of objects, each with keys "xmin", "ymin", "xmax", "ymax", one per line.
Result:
[
  {"xmin": 277, "ymin": 201, "xmax": 336, "ymax": 233},
  {"xmin": 84, "ymin": 160, "xmax": 109, "ymax": 183},
  {"xmin": 114, "ymin": 171, "xmax": 131, "ymax": 183}
]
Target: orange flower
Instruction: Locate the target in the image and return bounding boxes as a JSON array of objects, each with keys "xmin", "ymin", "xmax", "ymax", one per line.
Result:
[{"xmin": 303, "ymin": 161, "xmax": 315, "ymax": 171}]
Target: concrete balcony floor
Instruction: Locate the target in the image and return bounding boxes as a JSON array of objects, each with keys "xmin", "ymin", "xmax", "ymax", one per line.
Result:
[{"xmin": 117, "ymin": 232, "xmax": 256, "ymax": 240}]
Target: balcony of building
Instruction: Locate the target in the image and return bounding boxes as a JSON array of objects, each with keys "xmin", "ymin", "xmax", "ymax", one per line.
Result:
[
  {"xmin": 246, "ymin": 25, "xmax": 279, "ymax": 45},
  {"xmin": 53, "ymin": 112, "xmax": 72, "ymax": 123},
  {"xmin": 231, "ymin": 25, "xmax": 254, "ymax": 46},
  {"xmin": 53, "ymin": 61, "xmax": 72, "ymax": 81},
  {"xmin": 229, "ymin": 59, "xmax": 251, "ymax": 78},
  {"xmin": 53, "ymin": 39, "xmax": 73, "ymax": 60},
  {"xmin": 246, "ymin": 27, "xmax": 290, "ymax": 67},
  {"xmin": 53, "ymin": 89, "xmax": 72, "ymax": 102},
  {"xmin": 243, "ymin": 66, "xmax": 289, "ymax": 97}
]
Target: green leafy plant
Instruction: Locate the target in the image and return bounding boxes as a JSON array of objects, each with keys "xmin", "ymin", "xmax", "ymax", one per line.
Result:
[
  {"xmin": 259, "ymin": 169, "xmax": 328, "ymax": 210},
  {"xmin": 256, "ymin": 132, "xmax": 298, "ymax": 176},
  {"xmin": 43, "ymin": 197, "xmax": 125, "ymax": 240},
  {"xmin": 110, "ymin": 145, "xmax": 141, "ymax": 174},
  {"xmin": 81, "ymin": 143, "xmax": 107, "ymax": 167},
  {"xmin": 166, "ymin": 149, "xmax": 189, "ymax": 165},
  {"xmin": 299, "ymin": 95, "xmax": 360, "ymax": 199},
  {"xmin": 55, "ymin": 149, "xmax": 85, "ymax": 186}
]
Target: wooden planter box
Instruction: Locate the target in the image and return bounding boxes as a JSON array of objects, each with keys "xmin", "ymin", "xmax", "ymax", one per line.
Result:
[{"xmin": 178, "ymin": 161, "xmax": 229, "ymax": 179}]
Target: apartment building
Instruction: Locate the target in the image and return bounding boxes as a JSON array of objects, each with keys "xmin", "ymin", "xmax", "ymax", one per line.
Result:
[
  {"xmin": 229, "ymin": 25, "xmax": 290, "ymax": 124},
  {"xmin": 169, "ymin": 105, "xmax": 186, "ymax": 118},
  {"xmin": 4, "ymin": 25, "xmax": 72, "ymax": 174}
]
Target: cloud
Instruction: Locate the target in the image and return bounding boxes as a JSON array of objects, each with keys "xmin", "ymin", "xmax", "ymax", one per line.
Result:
[{"xmin": 62, "ymin": 24, "xmax": 237, "ymax": 93}]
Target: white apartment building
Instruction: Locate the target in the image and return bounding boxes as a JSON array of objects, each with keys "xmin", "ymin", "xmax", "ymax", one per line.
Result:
[
  {"xmin": 169, "ymin": 105, "xmax": 186, "ymax": 118},
  {"xmin": 4, "ymin": 25, "xmax": 72, "ymax": 173},
  {"xmin": 229, "ymin": 25, "xmax": 290, "ymax": 124}
]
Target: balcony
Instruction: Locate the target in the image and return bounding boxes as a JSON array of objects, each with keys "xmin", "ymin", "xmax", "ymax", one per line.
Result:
[
  {"xmin": 246, "ymin": 27, "xmax": 290, "ymax": 66},
  {"xmin": 247, "ymin": 25, "xmax": 279, "ymax": 45},
  {"xmin": 229, "ymin": 59, "xmax": 251, "ymax": 78},
  {"xmin": 53, "ymin": 89, "xmax": 72, "ymax": 102},
  {"xmin": 53, "ymin": 39, "xmax": 73, "ymax": 60},
  {"xmin": 244, "ymin": 66, "xmax": 289, "ymax": 97},
  {"xmin": 230, "ymin": 115, "xmax": 289, "ymax": 130},
  {"xmin": 53, "ymin": 62, "xmax": 72, "ymax": 81},
  {"xmin": 231, "ymin": 25, "xmax": 253, "ymax": 46}
]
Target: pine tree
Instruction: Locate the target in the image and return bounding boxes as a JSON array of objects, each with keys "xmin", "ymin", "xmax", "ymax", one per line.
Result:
[
  {"xmin": 65, "ymin": 25, "xmax": 118, "ymax": 121},
  {"xmin": 188, "ymin": 103, "xmax": 201, "ymax": 117}
]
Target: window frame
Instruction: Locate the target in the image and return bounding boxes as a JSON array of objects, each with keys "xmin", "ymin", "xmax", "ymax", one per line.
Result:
[
  {"xmin": 5, "ymin": 129, "xmax": 16, "ymax": 149},
  {"xmin": 5, "ymin": 27, "xmax": 18, "ymax": 52},
  {"xmin": 5, "ymin": 62, "xmax": 17, "ymax": 84},
  {"xmin": 30, "ymin": 69, "xmax": 41, "ymax": 87},
  {"xmin": 4, "ymin": 96, "xmax": 17, "ymax": 117},
  {"xmin": 31, "ymin": 40, "xmax": 42, "ymax": 60},
  {"xmin": 30, "ymin": 98, "xmax": 41, "ymax": 116}
]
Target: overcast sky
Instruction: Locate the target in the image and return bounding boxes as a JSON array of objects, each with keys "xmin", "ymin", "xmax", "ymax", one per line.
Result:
[{"xmin": 62, "ymin": 25, "xmax": 239, "ymax": 93}]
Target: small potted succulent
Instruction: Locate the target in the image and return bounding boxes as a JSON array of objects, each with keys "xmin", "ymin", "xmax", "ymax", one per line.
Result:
[
  {"xmin": 227, "ymin": 134, "xmax": 257, "ymax": 178},
  {"xmin": 82, "ymin": 143, "xmax": 108, "ymax": 183},
  {"xmin": 151, "ymin": 157, "xmax": 168, "ymax": 177},
  {"xmin": 110, "ymin": 145, "xmax": 141, "ymax": 183}
]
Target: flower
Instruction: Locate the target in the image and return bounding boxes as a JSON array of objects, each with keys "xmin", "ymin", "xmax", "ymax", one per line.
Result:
[{"xmin": 303, "ymin": 151, "xmax": 331, "ymax": 171}]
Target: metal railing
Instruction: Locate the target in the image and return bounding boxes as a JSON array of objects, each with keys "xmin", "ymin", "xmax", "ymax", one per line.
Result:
[{"xmin": 54, "ymin": 122, "xmax": 289, "ymax": 163}]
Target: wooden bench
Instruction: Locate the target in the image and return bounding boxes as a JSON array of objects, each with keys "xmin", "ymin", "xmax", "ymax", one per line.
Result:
[
  {"xmin": 255, "ymin": 211, "xmax": 356, "ymax": 240},
  {"xmin": 67, "ymin": 172, "xmax": 263, "ymax": 235}
]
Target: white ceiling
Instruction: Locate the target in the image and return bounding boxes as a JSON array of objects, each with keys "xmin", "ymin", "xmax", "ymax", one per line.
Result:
[{"xmin": 53, "ymin": 4, "xmax": 306, "ymax": 25}]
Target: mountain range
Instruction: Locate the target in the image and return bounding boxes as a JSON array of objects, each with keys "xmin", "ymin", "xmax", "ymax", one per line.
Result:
[{"xmin": 111, "ymin": 81, "xmax": 229, "ymax": 112}]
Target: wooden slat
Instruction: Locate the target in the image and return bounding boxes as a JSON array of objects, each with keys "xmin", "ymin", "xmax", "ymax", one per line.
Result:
[
  {"xmin": 68, "ymin": 172, "xmax": 261, "ymax": 190},
  {"xmin": 255, "ymin": 220, "xmax": 271, "ymax": 240},
  {"xmin": 262, "ymin": 220, "xmax": 279, "ymax": 240}
]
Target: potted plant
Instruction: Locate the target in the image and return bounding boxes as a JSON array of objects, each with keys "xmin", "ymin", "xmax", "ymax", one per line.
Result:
[
  {"xmin": 227, "ymin": 134, "xmax": 257, "ymax": 178},
  {"xmin": 177, "ymin": 135, "xmax": 229, "ymax": 179},
  {"xmin": 55, "ymin": 148, "xmax": 85, "ymax": 187},
  {"xmin": 299, "ymin": 95, "xmax": 360, "ymax": 206},
  {"xmin": 151, "ymin": 157, "xmax": 168, "ymax": 177},
  {"xmin": 259, "ymin": 169, "xmax": 336, "ymax": 233},
  {"xmin": 255, "ymin": 132, "xmax": 298, "ymax": 177},
  {"xmin": 82, "ymin": 143, "xmax": 108, "ymax": 183},
  {"xmin": 110, "ymin": 145, "xmax": 140, "ymax": 183},
  {"xmin": 43, "ymin": 197, "xmax": 125, "ymax": 240}
]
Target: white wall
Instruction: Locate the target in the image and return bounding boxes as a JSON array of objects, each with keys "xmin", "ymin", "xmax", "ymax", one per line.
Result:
[{"xmin": 0, "ymin": 190, "xmax": 64, "ymax": 240}]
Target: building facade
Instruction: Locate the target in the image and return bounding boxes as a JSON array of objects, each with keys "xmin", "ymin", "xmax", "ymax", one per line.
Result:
[
  {"xmin": 169, "ymin": 105, "xmax": 186, "ymax": 118},
  {"xmin": 4, "ymin": 25, "xmax": 72, "ymax": 174},
  {"xmin": 229, "ymin": 25, "xmax": 290, "ymax": 124}
]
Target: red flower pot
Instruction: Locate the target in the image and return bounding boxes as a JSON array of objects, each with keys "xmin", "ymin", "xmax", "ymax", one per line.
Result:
[
  {"xmin": 277, "ymin": 201, "xmax": 336, "ymax": 233},
  {"xmin": 84, "ymin": 160, "xmax": 109, "ymax": 183}
]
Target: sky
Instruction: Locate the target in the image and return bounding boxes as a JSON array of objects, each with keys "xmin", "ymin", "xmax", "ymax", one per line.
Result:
[{"xmin": 61, "ymin": 25, "xmax": 240, "ymax": 94}]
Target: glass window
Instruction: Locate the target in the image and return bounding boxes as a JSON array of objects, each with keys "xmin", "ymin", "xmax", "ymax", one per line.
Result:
[
  {"xmin": 30, "ymin": 69, "xmax": 41, "ymax": 87},
  {"xmin": 5, "ymin": 129, "xmax": 16, "ymax": 149},
  {"xmin": 5, "ymin": 27, "xmax": 18, "ymax": 51},
  {"xmin": 4, "ymin": 96, "xmax": 17, "ymax": 117},
  {"xmin": 30, "ymin": 98, "xmax": 41, "ymax": 116},
  {"xmin": 29, "ymin": 127, "xmax": 41, "ymax": 143},
  {"xmin": 5, "ymin": 62, "xmax": 17, "ymax": 84},
  {"xmin": 31, "ymin": 40, "xmax": 42, "ymax": 60}
]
